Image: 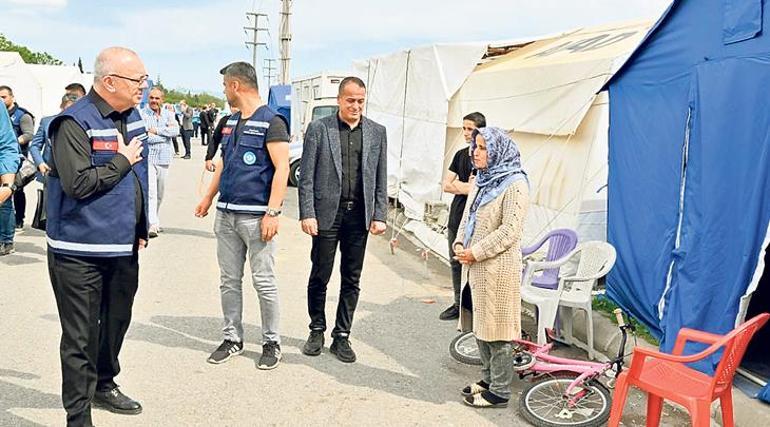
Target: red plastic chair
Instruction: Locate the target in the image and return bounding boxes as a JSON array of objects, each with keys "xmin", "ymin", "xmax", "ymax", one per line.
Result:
[{"xmin": 608, "ymin": 313, "xmax": 769, "ymax": 427}]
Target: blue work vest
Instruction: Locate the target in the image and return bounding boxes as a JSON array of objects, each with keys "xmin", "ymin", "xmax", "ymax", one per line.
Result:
[
  {"xmin": 9, "ymin": 104, "xmax": 33, "ymax": 138},
  {"xmin": 10, "ymin": 104, "xmax": 33, "ymax": 155},
  {"xmin": 46, "ymin": 95, "xmax": 149, "ymax": 257},
  {"xmin": 216, "ymin": 106, "xmax": 285, "ymax": 214}
]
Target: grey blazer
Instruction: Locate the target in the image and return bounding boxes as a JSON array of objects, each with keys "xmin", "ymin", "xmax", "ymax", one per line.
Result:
[{"xmin": 298, "ymin": 114, "xmax": 388, "ymax": 231}]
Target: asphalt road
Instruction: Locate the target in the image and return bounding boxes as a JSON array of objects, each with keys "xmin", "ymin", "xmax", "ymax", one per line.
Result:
[{"xmin": 0, "ymin": 141, "xmax": 686, "ymax": 426}]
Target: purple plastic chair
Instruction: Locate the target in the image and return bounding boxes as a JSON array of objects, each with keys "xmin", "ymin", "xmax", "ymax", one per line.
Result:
[{"xmin": 521, "ymin": 228, "xmax": 578, "ymax": 290}]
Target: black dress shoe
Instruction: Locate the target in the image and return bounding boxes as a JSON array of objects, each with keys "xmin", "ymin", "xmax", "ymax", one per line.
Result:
[
  {"xmin": 439, "ymin": 304, "xmax": 460, "ymax": 321},
  {"xmin": 92, "ymin": 388, "xmax": 142, "ymax": 415},
  {"xmin": 329, "ymin": 337, "xmax": 356, "ymax": 363},
  {"xmin": 302, "ymin": 330, "xmax": 324, "ymax": 356}
]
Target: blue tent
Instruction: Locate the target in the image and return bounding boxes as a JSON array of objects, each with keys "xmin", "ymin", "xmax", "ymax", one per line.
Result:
[
  {"xmin": 605, "ymin": 0, "xmax": 770, "ymax": 379},
  {"xmin": 267, "ymin": 84, "xmax": 291, "ymax": 130}
]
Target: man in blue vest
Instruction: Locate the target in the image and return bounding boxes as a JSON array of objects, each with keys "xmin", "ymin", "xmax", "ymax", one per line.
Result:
[
  {"xmin": 0, "ymin": 85, "xmax": 34, "ymax": 230},
  {"xmin": 195, "ymin": 61, "xmax": 290, "ymax": 370},
  {"xmin": 47, "ymin": 46, "xmax": 149, "ymax": 427}
]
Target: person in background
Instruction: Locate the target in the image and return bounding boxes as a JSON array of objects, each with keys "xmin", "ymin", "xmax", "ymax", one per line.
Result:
[
  {"xmin": 0, "ymin": 85, "xmax": 34, "ymax": 230},
  {"xmin": 30, "ymin": 94, "xmax": 81, "ymax": 183},
  {"xmin": 140, "ymin": 87, "xmax": 179, "ymax": 238},
  {"xmin": 192, "ymin": 107, "xmax": 200, "ymax": 140},
  {"xmin": 179, "ymin": 100, "xmax": 193, "ymax": 159},
  {"xmin": 65, "ymin": 83, "xmax": 87, "ymax": 98},
  {"xmin": 455, "ymin": 127, "xmax": 529, "ymax": 409},
  {"xmin": 166, "ymin": 103, "xmax": 180, "ymax": 155},
  {"xmin": 439, "ymin": 112, "xmax": 486, "ymax": 321},
  {"xmin": 204, "ymin": 107, "xmax": 238, "ymax": 172},
  {"xmin": 0, "ymin": 106, "xmax": 19, "ymax": 256},
  {"xmin": 199, "ymin": 104, "xmax": 211, "ymax": 146}
]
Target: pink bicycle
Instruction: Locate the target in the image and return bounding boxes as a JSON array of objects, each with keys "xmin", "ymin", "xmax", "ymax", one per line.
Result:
[{"xmin": 511, "ymin": 309, "xmax": 635, "ymax": 427}]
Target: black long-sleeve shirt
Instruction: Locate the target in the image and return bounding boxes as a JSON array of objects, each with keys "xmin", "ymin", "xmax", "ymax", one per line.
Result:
[
  {"xmin": 50, "ymin": 89, "xmax": 146, "ymax": 239},
  {"xmin": 338, "ymin": 115, "xmax": 363, "ymax": 202}
]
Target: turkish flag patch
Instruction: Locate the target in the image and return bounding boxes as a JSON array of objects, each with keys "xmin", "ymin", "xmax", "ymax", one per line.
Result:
[
  {"xmin": 222, "ymin": 126, "xmax": 233, "ymax": 136},
  {"xmin": 92, "ymin": 139, "xmax": 118, "ymax": 151}
]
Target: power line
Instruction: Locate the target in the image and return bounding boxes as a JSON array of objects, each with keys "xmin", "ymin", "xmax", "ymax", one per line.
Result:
[{"xmin": 244, "ymin": 11, "xmax": 269, "ymax": 78}]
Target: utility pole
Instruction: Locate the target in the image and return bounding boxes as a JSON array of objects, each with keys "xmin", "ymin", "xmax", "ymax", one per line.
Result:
[
  {"xmin": 263, "ymin": 58, "xmax": 277, "ymax": 87},
  {"xmin": 244, "ymin": 11, "xmax": 269, "ymax": 75},
  {"xmin": 278, "ymin": 0, "xmax": 292, "ymax": 84}
]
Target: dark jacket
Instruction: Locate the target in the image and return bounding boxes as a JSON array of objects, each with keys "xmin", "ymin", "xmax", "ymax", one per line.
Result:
[{"xmin": 298, "ymin": 114, "xmax": 388, "ymax": 231}]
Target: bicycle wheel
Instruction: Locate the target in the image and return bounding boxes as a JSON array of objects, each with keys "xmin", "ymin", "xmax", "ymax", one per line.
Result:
[
  {"xmin": 449, "ymin": 331, "xmax": 482, "ymax": 365},
  {"xmin": 518, "ymin": 373, "xmax": 611, "ymax": 427}
]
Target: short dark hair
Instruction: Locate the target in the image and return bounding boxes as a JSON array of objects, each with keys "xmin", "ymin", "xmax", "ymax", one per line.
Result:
[
  {"xmin": 338, "ymin": 76, "xmax": 366, "ymax": 96},
  {"xmin": 61, "ymin": 93, "xmax": 78, "ymax": 108},
  {"xmin": 220, "ymin": 61, "xmax": 258, "ymax": 90},
  {"xmin": 463, "ymin": 112, "xmax": 486, "ymax": 128},
  {"xmin": 65, "ymin": 83, "xmax": 86, "ymax": 96},
  {"xmin": 0, "ymin": 85, "xmax": 13, "ymax": 95}
]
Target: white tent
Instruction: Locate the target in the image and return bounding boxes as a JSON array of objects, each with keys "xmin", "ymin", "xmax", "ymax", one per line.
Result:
[
  {"xmin": 355, "ymin": 21, "xmax": 652, "ymax": 259},
  {"xmin": 28, "ymin": 64, "xmax": 92, "ymax": 117},
  {"xmin": 0, "ymin": 51, "xmax": 43, "ymax": 122}
]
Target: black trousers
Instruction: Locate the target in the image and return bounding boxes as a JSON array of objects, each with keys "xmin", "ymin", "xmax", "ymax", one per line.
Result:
[
  {"xmin": 447, "ymin": 226, "xmax": 462, "ymax": 306},
  {"xmin": 307, "ymin": 203, "xmax": 369, "ymax": 338},
  {"xmin": 192, "ymin": 122, "xmax": 200, "ymax": 139},
  {"xmin": 180, "ymin": 129, "xmax": 192, "ymax": 156},
  {"xmin": 48, "ymin": 251, "xmax": 139, "ymax": 427},
  {"xmin": 171, "ymin": 137, "xmax": 179, "ymax": 154},
  {"xmin": 200, "ymin": 126, "xmax": 210, "ymax": 146},
  {"xmin": 13, "ymin": 187, "xmax": 25, "ymax": 224}
]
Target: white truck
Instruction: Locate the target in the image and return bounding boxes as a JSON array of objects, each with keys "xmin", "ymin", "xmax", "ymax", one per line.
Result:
[{"xmin": 288, "ymin": 72, "xmax": 347, "ymax": 186}]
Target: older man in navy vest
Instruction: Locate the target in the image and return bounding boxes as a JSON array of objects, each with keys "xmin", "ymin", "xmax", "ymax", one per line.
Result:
[{"xmin": 47, "ymin": 47, "xmax": 149, "ymax": 427}]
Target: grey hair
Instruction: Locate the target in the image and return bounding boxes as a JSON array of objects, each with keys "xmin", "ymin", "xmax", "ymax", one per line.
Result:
[
  {"xmin": 219, "ymin": 61, "xmax": 258, "ymax": 90},
  {"xmin": 93, "ymin": 46, "xmax": 139, "ymax": 81}
]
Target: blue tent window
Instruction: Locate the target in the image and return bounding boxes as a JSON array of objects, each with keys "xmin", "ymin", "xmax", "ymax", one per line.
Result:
[{"xmin": 723, "ymin": 0, "xmax": 763, "ymax": 45}]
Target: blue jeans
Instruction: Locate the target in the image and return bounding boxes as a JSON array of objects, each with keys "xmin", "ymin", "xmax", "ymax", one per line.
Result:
[{"xmin": 0, "ymin": 198, "xmax": 14, "ymax": 243}]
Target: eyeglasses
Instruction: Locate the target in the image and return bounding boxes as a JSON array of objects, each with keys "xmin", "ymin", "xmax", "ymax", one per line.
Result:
[{"xmin": 108, "ymin": 74, "xmax": 149, "ymax": 85}]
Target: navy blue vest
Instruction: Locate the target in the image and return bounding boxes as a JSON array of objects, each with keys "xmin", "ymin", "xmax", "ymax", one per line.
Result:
[
  {"xmin": 10, "ymin": 104, "xmax": 33, "ymax": 155},
  {"xmin": 46, "ymin": 95, "xmax": 150, "ymax": 257},
  {"xmin": 217, "ymin": 106, "xmax": 285, "ymax": 214}
]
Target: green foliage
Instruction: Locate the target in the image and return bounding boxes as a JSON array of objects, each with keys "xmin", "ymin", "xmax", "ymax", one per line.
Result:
[
  {"xmin": 153, "ymin": 81, "xmax": 224, "ymax": 108},
  {"xmin": 0, "ymin": 33, "xmax": 63, "ymax": 65},
  {"xmin": 592, "ymin": 295, "xmax": 660, "ymax": 346}
]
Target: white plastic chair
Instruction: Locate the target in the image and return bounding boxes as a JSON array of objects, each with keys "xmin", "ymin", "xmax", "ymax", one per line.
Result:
[
  {"xmin": 521, "ymin": 241, "xmax": 616, "ymax": 355},
  {"xmin": 557, "ymin": 242, "xmax": 616, "ymax": 359}
]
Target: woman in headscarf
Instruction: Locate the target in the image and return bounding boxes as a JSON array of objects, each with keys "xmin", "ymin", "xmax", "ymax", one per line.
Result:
[{"xmin": 454, "ymin": 126, "xmax": 529, "ymax": 408}]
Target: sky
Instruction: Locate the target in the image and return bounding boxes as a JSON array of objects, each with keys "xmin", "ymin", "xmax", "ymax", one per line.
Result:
[{"xmin": 0, "ymin": 0, "xmax": 672, "ymax": 95}]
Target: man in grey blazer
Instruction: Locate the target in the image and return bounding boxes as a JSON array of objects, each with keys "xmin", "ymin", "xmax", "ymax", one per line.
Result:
[{"xmin": 298, "ymin": 76, "xmax": 387, "ymax": 363}]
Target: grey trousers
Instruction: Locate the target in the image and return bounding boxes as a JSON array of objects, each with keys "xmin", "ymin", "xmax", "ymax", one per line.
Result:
[
  {"xmin": 214, "ymin": 210, "xmax": 280, "ymax": 344},
  {"xmin": 477, "ymin": 339, "xmax": 514, "ymax": 400},
  {"xmin": 147, "ymin": 163, "xmax": 168, "ymax": 227}
]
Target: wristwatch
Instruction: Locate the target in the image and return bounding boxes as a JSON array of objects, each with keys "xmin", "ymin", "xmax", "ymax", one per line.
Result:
[
  {"xmin": 265, "ymin": 208, "xmax": 282, "ymax": 217},
  {"xmin": 0, "ymin": 183, "xmax": 16, "ymax": 194}
]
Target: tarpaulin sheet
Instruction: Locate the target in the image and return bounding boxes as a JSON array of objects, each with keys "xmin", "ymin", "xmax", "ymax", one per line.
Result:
[{"xmin": 606, "ymin": 0, "xmax": 770, "ymax": 373}]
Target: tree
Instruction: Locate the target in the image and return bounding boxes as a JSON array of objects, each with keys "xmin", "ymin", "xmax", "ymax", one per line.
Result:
[
  {"xmin": 0, "ymin": 33, "xmax": 63, "ymax": 65},
  {"xmin": 153, "ymin": 81, "xmax": 225, "ymax": 108}
]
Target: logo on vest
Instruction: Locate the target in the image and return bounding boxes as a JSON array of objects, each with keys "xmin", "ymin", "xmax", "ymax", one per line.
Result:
[{"xmin": 243, "ymin": 151, "xmax": 257, "ymax": 165}]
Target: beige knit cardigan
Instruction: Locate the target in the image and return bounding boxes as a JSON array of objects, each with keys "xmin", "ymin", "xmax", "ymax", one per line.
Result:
[{"xmin": 454, "ymin": 179, "xmax": 529, "ymax": 342}]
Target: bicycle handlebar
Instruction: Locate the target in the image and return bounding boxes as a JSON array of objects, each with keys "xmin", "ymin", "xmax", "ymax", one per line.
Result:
[{"xmin": 614, "ymin": 308, "xmax": 626, "ymax": 327}]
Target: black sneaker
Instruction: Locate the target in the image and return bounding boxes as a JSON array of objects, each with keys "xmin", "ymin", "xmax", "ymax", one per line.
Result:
[
  {"xmin": 439, "ymin": 304, "xmax": 460, "ymax": 320},
  {"xmin": 302, "ymin": 330, "xmax": 324, "ymax": 356},
  {"xmin": 207, "ymin": 340, "xmax": 243, "ymax": 364},
  {"xmin": 329, "ymin": 337, "xmax": 356, "ymax": 363},
  {"xmin": 14, "ymin": 221, "xmax": 23, "ymax": 230},
  {"xmin": 257, "ymin": 341, "xmax": 281, "ymax": 370}
]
